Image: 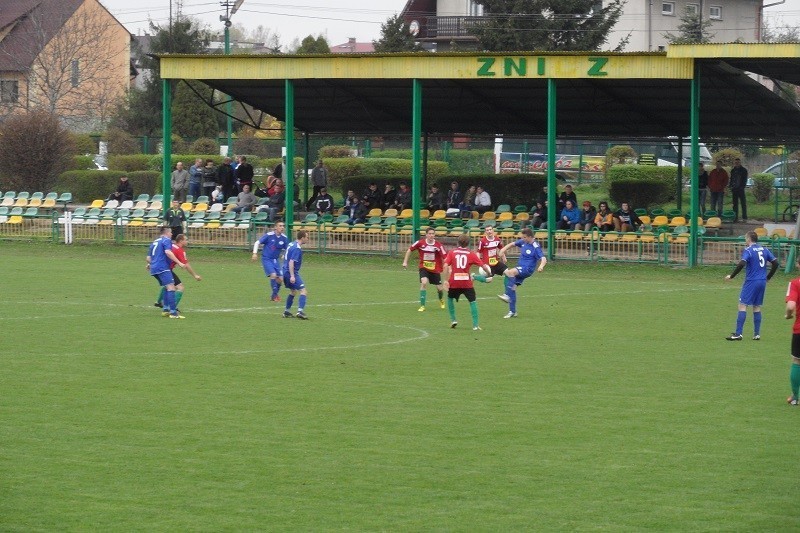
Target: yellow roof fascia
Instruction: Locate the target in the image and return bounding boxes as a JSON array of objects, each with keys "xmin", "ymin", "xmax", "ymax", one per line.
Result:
[
  {"xmin": 668, "ymin": 42, "xmax": 800, "ymax": 58},
  {"xmin": 159, "ymin": 53, "xmax": 693, "ymax": 81}
]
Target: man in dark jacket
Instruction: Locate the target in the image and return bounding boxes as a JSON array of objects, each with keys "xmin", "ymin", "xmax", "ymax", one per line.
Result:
[
  {"xmin": 217, "ymin": 157, "xmax": 236, "ymax": 200},
  {"xmin": 729, "ymin": 158, "xmax": 748, "ymax": 222},
  {"xmin": 362, "ymin": 183, "xmax": 382, "ymax": 210},
  {"xmin": 234, "ymin": 155, "xmax": 254, "ymax": 193},
  {"xmin": 313, "ymin": 187, "xmax": 334, "ymax": 216},
  {"xmin": 107, "ymin": 176, "xmax": 133, "ymax": 203}
]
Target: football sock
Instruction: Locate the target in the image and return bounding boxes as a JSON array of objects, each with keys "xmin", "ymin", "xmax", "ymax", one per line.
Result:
[
  {"xmin": 157, "ymin": 286, "xmax": 165, "ymax": 305},
  {"xmin": 175, "ymin": 291, "xmax": 184, "ymax": 307},
  {"xmin": 791, "ymin": 363, "xmax": 800, "ymax": 399},
  {"xmin": 473, "ymin": 274, "xmax": 487, "ymax": 283},
  {"xmin": 753, "ymin": 311, "xmax": 762, "ymax": 335},
  {"xmin": 447, "ymin": 297, "xmax": 456, "ymax": 322},
  {"xmin": 420, "ymin": 290, "xmax": 427, "ymax": 306},
  {"xmin": 735, "ymin": 311, "xmax": 746, "ymax": 335},
  {"xmin": 270, "ymin": 279, "xmax": 280, "ymax": 297},
  {"xmin": 509, "ymin": 289, "xmax": 517, "ymax": 314},
  {"xmin": 437, "ymin": 290, "xmax": 443, "ymax": 303},
  {"xmin": 285, "ymin": 294, "xmax": 295, "ymax": 311},
  {"xmin": 298, "ymin": 294, "xmax": 306, "ymax": 311},
  {"xmin": 165, "ymin": 290, "xmax": 176, "ymax": 313},
  {"xmin": 469, "ymin": 300, "xmax": 479, "ymax": 327}
]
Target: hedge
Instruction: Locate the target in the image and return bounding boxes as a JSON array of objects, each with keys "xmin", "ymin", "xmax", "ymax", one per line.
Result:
[
  {"xmin": 367, "ymin": 149, "xmax": 495, "ymax": 174},
  {"xmin": 55, "ymin": 170, "xmax": 161, "ymax": 203},
  {"xmin": 750, "ymin": 173, "xmax": 774, "ymax": 203},
  {"xmin": 609, "ymin": 179, "xmax": 672, "ymax": 209},
  {"xmin": 340, "ymin": 173, "xmax": 547, "ymax": 209}
]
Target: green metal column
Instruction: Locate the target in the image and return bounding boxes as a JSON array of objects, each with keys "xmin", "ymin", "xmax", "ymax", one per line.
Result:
[
  {"xmin": 285, "ymin": 79, "xmax": 295, "ymax": 232},
  {"xmin": 224, "ymin": 27, "xmax": 233, "ymax": 157},
  {"xmin": 411, "ymin": 79, "xmax": 422, "ymax": 237},
  {"xmin": 422, "ymin": 133, "xmax": 429, "ymax": 196},
  {"xmin": 162, "ymin": 79, "xmax": 172, "ymax": 217},
  {"xmin": 676, "ymin": 137, "xmax": 683, "ymax": 211},
  {"xmin": 546, "ymin": 78, "xmax": 557, "ymax": 259},
  {"xmin": 303, "ymin": 132, "xmax": 310, "ymax": 206},
  {"xmin": 689, "ymin": 64, "xmax": 700, "ymax": 267}
]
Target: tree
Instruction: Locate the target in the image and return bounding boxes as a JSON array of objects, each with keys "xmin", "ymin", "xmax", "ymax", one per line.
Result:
[
  {"xmin": 469, "ymin": 0, "xmax": 625, "ymax": 52},
  {"xmin": 171, "ymin": 81, "xmax": 222, "ymax": 140},
  {"xmin": 663, "ymin": 10, "xmax": 715, "ymax": 44},
  {"xmin": 0, "ymin": 110, "xmax": 75, "ymax": 191},
  {"xmin": 0, "ymin": 3, "xmax": 129, "ymax": 132},
  {"xmin": 761, "ymin": 20, "xmax": 800, "ymax": 105},
  {"xmin": 295, "ymin": 36, "xmax": 331, "ymax": 54},
  {"xmin": 373, "ymin": 14, "xmax": 425, "ymax": 52}
]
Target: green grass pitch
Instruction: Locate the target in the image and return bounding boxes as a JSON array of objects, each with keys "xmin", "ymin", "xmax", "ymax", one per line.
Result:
[{"xmin": 1, "ymin": 241, "xmax": 798, "ymax": 530}]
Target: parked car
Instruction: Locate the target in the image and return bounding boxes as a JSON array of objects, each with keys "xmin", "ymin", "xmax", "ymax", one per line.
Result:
[{"xmin": 747, "ymin": 160, "xmax": 798, "ymax": 187}]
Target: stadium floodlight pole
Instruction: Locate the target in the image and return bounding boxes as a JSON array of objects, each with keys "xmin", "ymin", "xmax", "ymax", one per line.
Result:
[
  {"xmin": 220, "ymin": 0, "xmax": 245, "ymax": 157},
  {"xmin": 162, "ymin": 78, "xmax": 172, "ymax": 217},
  {"xmin": 546, "ymin": 78, "xmax": 557, "ymax": 260},
  {"xmin": 688, "ymin": 64, "xmax": 700, "ymax": 267}
]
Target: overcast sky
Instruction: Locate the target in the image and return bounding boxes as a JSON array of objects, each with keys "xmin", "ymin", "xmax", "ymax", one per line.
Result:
[{"xmin": 99, "ymin": 0, "xmax": 800, "ymax": 50}]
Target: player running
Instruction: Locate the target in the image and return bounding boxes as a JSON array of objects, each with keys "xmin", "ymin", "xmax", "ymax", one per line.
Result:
[
  {"xmin": 442, "ymin": 234, "xmax": 491, "ymax": 330},
  {"xmin": 402, "ymin": 227, "xmax": 447, "ymax": 312},
  {"xmin": 146, "ymin": 226, "xmax": 187, "ymax": 319},
  {"xmin": 784, "ymin": 254, "xmax": 800, "ymax": 405},
  {"xmin": 497, "ymin": 227, "xmax": 547, "ymax": 318},
  {"xmin": 724, "ymin": 230, "xmax": 778, "ymax": 340},
  {"xmin": 252, "ymin": 221, "xmax": 288, "ymax": 302},
  {"xmin": 472, "ymin": 224, "xmax": 507, "ymax": 283},
  {"xmin": 282, "ymin": 230, "xmax": 309, "ymax": 320},
  {"xmin": 154, "ymin": 234, "xmax": 202, "ymax": 312}
]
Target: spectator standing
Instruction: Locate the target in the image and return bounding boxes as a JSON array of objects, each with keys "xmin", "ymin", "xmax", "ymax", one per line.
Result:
[
  {"xmin": 217, "ymin": 157, "xmax": 236, "ymax": 200},
  {"xmin": 473, "ymin": 186, "xmax": 492, "ymax": 214},
  {"xmin": 306, "ymin": 160, "xmax": 328, "ymax": 210},
  {"xmin": 613, "ymin": 202, "xmax": 642, "ymax": 232},
  {"xmin": 107, "ymin": 176, "xmax": 133, "ymax": 203},
  {"xmin": 171, "ymin": 162, "xmax": 189, "ymax": 203},
  {"xmin": 708, "ymin": 160, "xmax": 729, "ymax": 214},
  {"xmin": 201, "ymin": 159, "xmax": 217, "ymax": 198},
  {"xmin": 730, "ymin": 158, "xmax": 748, "ymax": 222},
  {"xmin": 557, "ymin": 199, "xmax": 581, "ymax": 230},
  {"xmin": 575, "ymin": 201, "xmax": 597, "ymax": 231},
  {"xmin": 442, "ymin": 234, "xmax": 491, "ymax": 331},
  {"xmin": 165, "ymin": 200, "xmax": 187, "ymax": 239},
  {"xmin": 188, "ymin": 158, "xmax": 203, "ymax": 200},
  {"xmin": 724, "ymin": 231, "xmax": 778, "ymax": 341},
  {"xmin": 231, "ymin": 184, "xmax": 257, "ymax": 213},
  {"xmin": 234, "ymin": 156, "xmax": 254, "ymax": 192},
  {"xmin": 697, "ymin": 162, "xmax": 709, "ymax": 215}
]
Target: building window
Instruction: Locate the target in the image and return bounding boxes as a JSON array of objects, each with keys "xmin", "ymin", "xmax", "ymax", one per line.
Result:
[
  {"xmin": 71, "ymin": 59, "xmax": 79, "ymax": 87},
  {"xmin": 662, "ymin": 2, "xmax": 675, "ymax": 16},
  {"xmin": 685, "ymin": 3, "xmax": 699, "ymax": 15},
  {"xmin": 0, "ymin": 80, "xmax": 19, "ymax": 103},
  {"xmin": 709, "ymin": 5, "xmax": 722, "ymax": 19},
  {"xmin": 467, "ymin": 1, "xmax": 483, "ymax": 17}
]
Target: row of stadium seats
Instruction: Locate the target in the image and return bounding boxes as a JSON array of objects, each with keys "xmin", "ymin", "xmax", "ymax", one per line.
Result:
[
  {"xmin": 55, "ymin": 207, "xmax": 267, "ymax": 228},
  {"xmin": 0, "ymin": 191, "xmax": 72, "ymax": 208},
  {"xmin": 0, "ymin": 206, "xmax": 48, "ymax": 223}
]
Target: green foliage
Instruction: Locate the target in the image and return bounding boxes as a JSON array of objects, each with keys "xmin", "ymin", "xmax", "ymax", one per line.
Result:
[
  {"xmin": 663, "ymin": 10, "xmax": 715, "ymax": 43},
  {"xmin": 55, "ymin": 170, "xmax": 161, "ymax": 202},
  {"xmin": 609, "ymin": 179, "xmax": 672, "ymax": 209},
  {"xmin": 448, "ymin": 150, "xmax": 495, "ymax": 174},
  {"xmin": 170, "ymin": 134, "xmax": 188, "ymax": 155},
  {"xmin": 295, "ymin": 35, "xmax": 330, "ymax": 53},
  {"xmin": 606, "ymin": 145, "xmax": 637, "ymax": 167},
  {"xmin": 319, "ymin": 145, "xmax": 357, "ymax": 159},
  {"xmin": 326, "ymin": 159, "xmax": 449, "ymax": 192},
  {"xmin": 71, "ymin": 134, "xmax": 98, "ymax": 155},
  {"xmin": 711, "ymin": 148, "xmax": 743, "ymax": 167},
  {"xmin": 172, "ymin": 81, "xmax": 223, "ymax": 139},
  {"xmin": 372, "ymin": 14, "xmax": 426, "ymax": 52},
  {"xmin": 191, "ymin": 138, "xmax": 219, "ymax": 155},
  {"xmin": 0, "ymin": 110, "xmax": 76, "ymax": 192},
  {"xmin": 104, "ymin": 128, "xmax": 140, "ymax": 155},
  {"xmin": 107, "ymin": 155, "xmax": 153, "ymax": 172},
  {"xmin": 71, "ymin": 155, "xmax": 97, "ymax": 171},
  {"xmin": 750, "ymin": 173, "xmax": 774, "ymax": 203},
  {"xmin": 470, "ymin": 0, "xmax": 626, "ymax": 52},
  {"xmin": 234, "ymin": 136, "xmax": 270, "ymax": 158}
]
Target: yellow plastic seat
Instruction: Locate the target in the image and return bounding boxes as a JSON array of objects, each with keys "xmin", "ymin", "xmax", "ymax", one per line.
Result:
[
  {"xmin": 180, "ymin": 202, "xmax": 193, "ymax": 211},
  {"xmin": 515, "ymin": 212, "xmax": 530, "ymax": 223},
  {"xmin": 620, "ymin": 233, "xmax": 639, "ymax": 242},
  {"xmin": 28, "ymin": 198, "xmax": 42, "ymax": 208},
  {"xmin": 497, "ymin": 211, "xmax": 514, "ymax": 222},
  {"xmin": 193, "ymin": 202, "xmax": 209, "ymax": 213},
  {"xmin": 601, "ymin": 232, "xmax": 619, "ymax": 242},
  {"xmin": 399, "ymin": 209, "xmax": 413, "ymax": 218},
  {"xmin": 652, "ymin": 215, "xmax": 669, "ymax": 227},
  {"xmin": 771, "ymin": 228, "xmax": 788, "ymax": 238},
  {"xmin": 13, "ymin": 198, "xmax": 28, "ymax": 207},
  {"xmin": 668, "ymin": 216, "xmax": 687, "ymax": 227},
  {"xmin": 754, "ymin": 227, "xmax": 768, "ymax": 237},
  {"xmin": 430, "ymin": 210, "xmax": 447, "ymax": 220},
  {"xmin": 479, "ymin": 211, "xmax": 496, "ymax": 221},
  {"xmin": 639, "ymin": 232, "xmax": 656, "ymax": 243},
  {"xmin": 383, "ymin": 208, "xmax": 398, "ymax": 218},
  {"xmin": 638, "ymin": 215, "xmax": 651, "ymax": 225},
  {"xmin": 42, "ymin": 198, "xmax": 56, "ymax": 209},
  {"xmin": 567, "ymin": 231, "xmax": 584, "ymax": 241},
  {"xmin": 367, "ymin": 208, "xmax": 383, "ymax": 217},
  {"xmin": 89, "ymin": 199, "xmax": 104, "ymax": 209},
  {"xmin": 8, "ymin": 215, "xmax": 23, "ymax": 224}
]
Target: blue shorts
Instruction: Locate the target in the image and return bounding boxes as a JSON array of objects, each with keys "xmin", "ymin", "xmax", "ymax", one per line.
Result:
[
  {"xmin": 262, "ymin": 258, "xmax": 281, "ymax": 278},
  {"xmin": 152, "ymin": 270, "xmax": 175, "ymax": 287},
  {"xmin": 283, "ymin": 273, "xmax": 305, "ymax": 291},
  {"xmin": 511, "ymin": 265, "xmax": 535, "ymax": 286},
  {"xmin": 739, "ymin": 279, "xmax": 767, "ymax": 306}
]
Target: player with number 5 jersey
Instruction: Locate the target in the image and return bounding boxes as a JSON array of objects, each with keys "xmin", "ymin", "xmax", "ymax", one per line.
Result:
[
  {"xmin": 724, "ymin": 231, "xmax": 778, "ymax": 340},
  {"xmin": 402, "ymin": 227, "xmax": 447, "ymax": 312}
]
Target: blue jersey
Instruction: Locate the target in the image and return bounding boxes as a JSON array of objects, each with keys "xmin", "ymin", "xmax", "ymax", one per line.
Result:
[
  {"xmin": 258, "ymin": 231, "xmax": 288, "ymax": 261},
  {"xmin": 283, "ymin": 240, "xmax": 304, "ymax": 275},
  {"xmin": 515, "ymin": 238, "xmax": 544, "ymax": 270},
  {"xmin": 148, "ymin": 235, "xmax": 173, "ymax": 273},
  {"xmin": 742, "ymin": 244, "xmax": 775, "ymax": 282}
]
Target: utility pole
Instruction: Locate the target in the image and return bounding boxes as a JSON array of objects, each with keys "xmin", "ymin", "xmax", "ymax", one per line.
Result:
[{"xmin": 220, "ymin": 0, "xmax": 245, "ymax": 157}]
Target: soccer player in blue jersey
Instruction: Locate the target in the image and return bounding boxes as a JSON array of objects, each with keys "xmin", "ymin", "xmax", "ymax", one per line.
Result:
[
  {"xmin": 146, "ymin": 226, "xmax": 187, "ymax": 319},
  {"xmin": 282, "ymin": 230, "xmax": 309, "ymax": 319},
  {"xmin": 496, "ymin": 227, "xmax": 547, "ymax": 319},
  {"xmin": 724, "ymin": 230, "xmax": 779, "ymax": 340},
  {"xmin": 252, "ymin": 221, "xmax": 288, "ymax": 302}
]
